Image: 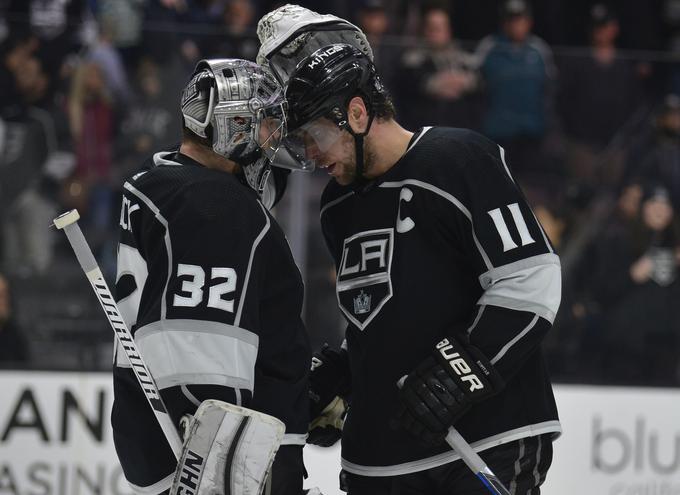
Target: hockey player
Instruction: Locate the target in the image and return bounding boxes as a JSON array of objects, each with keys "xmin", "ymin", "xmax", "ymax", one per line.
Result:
[
  {"xmin": 112, "ymin": 59, "xmax": 311, "ymax": 495},
  {"xmin": 282, "ymin": 44, "xmax": 562, "ymax": 494}
]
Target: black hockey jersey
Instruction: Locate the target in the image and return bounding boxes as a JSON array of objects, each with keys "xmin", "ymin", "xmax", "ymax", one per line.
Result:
[
  {"xmin": 320, "ymin": 127, "xmax": 561, "ymax": 476},
  {"xmin": 111, "ymin": 151, "xmax": 310, "ymax": 492}
]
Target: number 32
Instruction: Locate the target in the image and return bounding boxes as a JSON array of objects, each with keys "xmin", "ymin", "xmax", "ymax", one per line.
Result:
[{"xmin": 173, "ymin": 264, "xmax": 237, "ymax": 313}]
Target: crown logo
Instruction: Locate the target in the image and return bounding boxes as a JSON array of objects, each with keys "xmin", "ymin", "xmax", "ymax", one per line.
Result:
[{"xmin": 353, "ymin": 290, "xmax": 371, "ymax": 315}]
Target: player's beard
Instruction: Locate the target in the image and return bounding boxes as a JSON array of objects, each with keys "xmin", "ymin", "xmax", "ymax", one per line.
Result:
[
  {"xmin": 342, "ymin": 133, "xmax": 376, "ymax": 185},
  {"xmin": 362, "ymin": 138, "xmax": 377, "ymax": 181},
  {"xmin": 332, "ymin": 132, "xmax": 358, "ymax": 185}
]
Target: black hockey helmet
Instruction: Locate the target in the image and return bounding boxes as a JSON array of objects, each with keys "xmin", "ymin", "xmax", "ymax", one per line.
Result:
[
  {"xmin": 284, "ymin": 44, "xmax": 389, "ymax": 181},
  {"xmin": 286, "ymin": 43, "xmax": 385, "ymax": 132}
]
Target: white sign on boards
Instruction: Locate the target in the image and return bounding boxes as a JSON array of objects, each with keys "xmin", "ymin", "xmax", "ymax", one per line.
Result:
[{"xmin": 1, "ymin": 373, "xmax": 679, "ymax": 495}]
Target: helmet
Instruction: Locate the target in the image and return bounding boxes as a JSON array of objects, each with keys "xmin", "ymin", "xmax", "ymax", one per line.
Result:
[
  {"xmin": 286, "ymin": 44, "xmax": 383, "ymax": 131},
  {"xmin": 180, "ymin": 59, "xmax": 286, "ymax": 195},
  {"xmin": 284, "ymin": 44, "xmax": 387, "ymax": 173},
  {"xmin": 256, "ymin": 4, "xmax": 373, "ymax": 85}
]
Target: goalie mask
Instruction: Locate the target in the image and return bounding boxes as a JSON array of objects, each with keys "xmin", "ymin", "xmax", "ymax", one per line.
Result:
[{"xmin": 181, "ymin": 59, "xmax": 286, "ymax": 196}]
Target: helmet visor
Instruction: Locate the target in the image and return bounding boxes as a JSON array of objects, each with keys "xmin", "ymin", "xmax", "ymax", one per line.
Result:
[
  {"xmin": 283, "ymin": 118, "xmax": 345, "ymax": 171},
  {"xmin": 257, "ymin": 103, "xmax": 286, "ymax": 161}
]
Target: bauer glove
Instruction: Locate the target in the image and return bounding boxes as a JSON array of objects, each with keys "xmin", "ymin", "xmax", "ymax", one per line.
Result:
[{"xmin": 396, "ymin": 336, "xmax": 503, "ymax": 444}]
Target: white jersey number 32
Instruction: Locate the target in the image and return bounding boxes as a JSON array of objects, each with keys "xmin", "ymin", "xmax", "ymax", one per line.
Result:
[{"xmin": 173, "ymin": 263, "xmax": 237, "ymax": 313}]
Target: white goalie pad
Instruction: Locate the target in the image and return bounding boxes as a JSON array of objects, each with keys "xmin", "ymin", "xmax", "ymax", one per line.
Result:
[{"xmin": 170, "ymin": 400, "xmax": 285, "ymax": 495}]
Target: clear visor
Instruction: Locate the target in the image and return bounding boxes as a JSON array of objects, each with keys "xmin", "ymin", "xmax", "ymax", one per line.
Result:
[
  {"xmin": 280, "ymin": 118, "xmax": 345, "ymax": 171},
  {"xmin": 257, "ymin": 104, "xmax": 286, "ymax": 161}
]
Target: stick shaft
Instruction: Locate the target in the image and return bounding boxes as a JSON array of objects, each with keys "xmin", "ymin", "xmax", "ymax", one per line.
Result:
[
  {"xmin": 445, "ymin": 427, "xmax": 511, "ymax": 495},
  {"xmin": 396, "ymin": 374, "xmax": 510, "ymax": 495},
  {"xmin": 55, "ymin": 210, "xmax": 183, "ymax": 458}
]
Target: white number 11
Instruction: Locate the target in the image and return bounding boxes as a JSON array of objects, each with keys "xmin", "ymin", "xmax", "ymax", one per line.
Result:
[{"xmin": 487, "ymin": 203, "xmax": 535, "ymax": 252}]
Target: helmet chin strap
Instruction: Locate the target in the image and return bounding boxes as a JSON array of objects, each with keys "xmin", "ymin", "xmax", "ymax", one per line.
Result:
[{"xmin": 347, "ymin": 112, "xmax": 375, "ymax": 192}]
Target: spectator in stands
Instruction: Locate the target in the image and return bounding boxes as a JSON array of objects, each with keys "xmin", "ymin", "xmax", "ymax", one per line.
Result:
[
  {"xmin": 96, "ymin": 0, "xmax": 147, "ymax": 71},
  {"xmin": 557, "ymin": 3, "xmax": 646, "ymax": 189},
  {"xmin": 559, "ymin": 180, "xmax": 644, "ymax": 380},
  {"xmin": 592, "ymin": 184, "xmax": 680, "ymax": 385},
  {"xmin": 475, "ymin": 0, "xmax": 556, "ymax": 180},
  {"xmin": 628, "ymin": 94, "xmax": 680, "ymax": 209},
  {"xmin": 66, "ymin": 60, "xmax": 115, "ymax": 271},
  {"xmin": 115, "ymin": 58, "xmax": 179, "ymax": 181},
  {"xmin": 1, "ymin": 51, "xmax": 60, "ymax": 277},
  {"xmin": 356, "ymin": 0, "xmax": 399, "ymax": 92},
  {"xmin": 0, "ymin": 273, "xmax": 30, "ymax": 366},
  {"xmin": 6, "ymin": 0, "xmax": 88, "ymax": 100},
  {"xmin": 203, "ymin": 0, "xmax": 259, "ymax": 61},
  {"xmin": 0, "ymin": 33, "xmax": 39, "ymax": 111},
  {"xmin": 395, "ymin": 5, "xmax": 478, "ymax": 129},
  {"xmin": 140, "ymin": 0, "xmax": 186, "ymax": 65},
  {"xmin": 86, "ymin": 17, "xmax": 132, "ymax": 106}
]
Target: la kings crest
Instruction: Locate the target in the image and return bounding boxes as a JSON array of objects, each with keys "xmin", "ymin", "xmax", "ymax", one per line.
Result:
[{"xmin": 336, "ymin": 228, "xmax": 394, "ymax": 330}]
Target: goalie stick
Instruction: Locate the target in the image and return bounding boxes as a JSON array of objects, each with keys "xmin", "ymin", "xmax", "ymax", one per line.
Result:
[
  {"xmin": 397, "ymin": 376, "xmax": 511, "ymax": 495},
  {"xmin": 53, "ymin": 209, "xmax": 184, "ymax": 458}
]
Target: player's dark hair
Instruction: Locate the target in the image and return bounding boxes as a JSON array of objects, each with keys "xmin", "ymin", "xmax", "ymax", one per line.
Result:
[{"xmin": 369, "ymin": 88, "xmax": 396, "ymax": 121}]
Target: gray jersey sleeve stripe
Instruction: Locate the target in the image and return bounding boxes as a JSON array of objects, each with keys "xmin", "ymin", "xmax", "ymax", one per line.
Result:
[
  {"xmin": 498, "ymin": 145, "xmax": 515, "ymax": 184},
  {"xmin": 466, "ymin": 305, "xmax": 486, "ymax": 336},
  {"xmin": 477, "ymin": 254, "xmax": 561, "ymax": 323},
  {"xmin": 379, "ymin": 179, "xmax": 493, "ymax": 270},
  {"xmin": 235, "ymin": 201, "xmax": 271, "ymax": 326},
  {"xmin": 490, "ymin": 315, "xmax": 539, "ymax": 365},
  {"xmin": 533, "ymin": 435, "xmax": 543, "ymax": 486},
  {"xmin": 509, "ymin": 438, "xmax": 525, "ymax": 494},
  {"xmin": 124, "ymin": 182, "xmax": 174, "ymax": 320},
  {"xmin": 181, "ymin": 384, "xmax": 202, "ymax": 407},
  {"xmin": 135, "ymin": 319, "xmax": 259, "ymax": 392}
]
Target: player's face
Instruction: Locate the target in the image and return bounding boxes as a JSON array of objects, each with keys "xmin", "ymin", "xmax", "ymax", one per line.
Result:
[{"xmin": 289, "ymin": 117, "xmax": 357, "ymax": 184}]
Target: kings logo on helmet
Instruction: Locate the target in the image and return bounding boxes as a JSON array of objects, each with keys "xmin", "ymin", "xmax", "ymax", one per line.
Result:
[{"xmin": 307, "ymin": 45, "xmax": 345, "ymax": 69}]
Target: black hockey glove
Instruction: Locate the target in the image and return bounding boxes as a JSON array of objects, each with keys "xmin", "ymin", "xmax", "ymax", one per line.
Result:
[
  {"xmin": 307, "ymin": 344, "xmax": 351, "ymax": 447},
  {"xmin": 396, "ymin": 336, "xmax": 503, "ymax": 444}
]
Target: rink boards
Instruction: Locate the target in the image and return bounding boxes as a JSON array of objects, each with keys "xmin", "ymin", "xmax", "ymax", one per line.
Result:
[{"xmin": 0, "ymin": 372, "xmax": 678, "ymax": 495}]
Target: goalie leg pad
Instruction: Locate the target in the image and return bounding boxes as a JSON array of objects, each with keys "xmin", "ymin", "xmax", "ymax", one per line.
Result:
[{"xmin": 170, "ymin": 400, "xmax": 286, "ymax": 495}]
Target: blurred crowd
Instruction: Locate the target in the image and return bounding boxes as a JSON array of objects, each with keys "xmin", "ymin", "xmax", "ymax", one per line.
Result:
[{"xmin": 0, "ymin": 0, "xmax": 679, "ymax": 387}]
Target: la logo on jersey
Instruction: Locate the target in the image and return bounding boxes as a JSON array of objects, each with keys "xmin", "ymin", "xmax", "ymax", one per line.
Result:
[{"xmin": 337, "ymin": 228, "xmax": 394, "ymax": 330}]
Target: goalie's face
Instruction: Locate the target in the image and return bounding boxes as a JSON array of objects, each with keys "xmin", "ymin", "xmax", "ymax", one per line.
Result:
[{"xmin": 287, "ymin": 117, "xmax": 357, "ymax": 185}]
